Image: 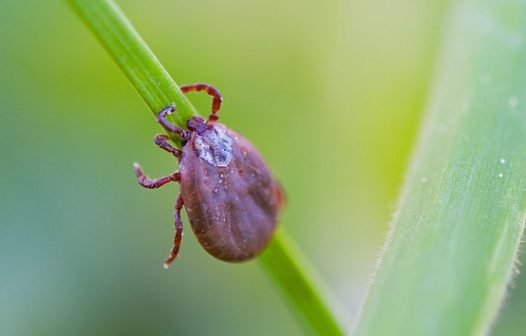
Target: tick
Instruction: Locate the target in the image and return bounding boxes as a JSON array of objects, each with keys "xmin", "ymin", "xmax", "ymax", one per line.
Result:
[{"xmin": 133, "ymin": 83, "xmax": 285, "ymax": 268}]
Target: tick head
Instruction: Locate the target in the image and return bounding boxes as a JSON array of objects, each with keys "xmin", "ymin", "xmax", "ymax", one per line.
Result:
[{"xmin": 186, "ymin": 116, "xmax": 208, "ymax": 133}]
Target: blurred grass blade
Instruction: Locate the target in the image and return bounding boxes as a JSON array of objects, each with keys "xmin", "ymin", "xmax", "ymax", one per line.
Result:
[
  {"xmin": 66, "ymin": 0, "xmax": 346, "ymax": 334},
  {"xmin": 354, "ymin": 1, "xmax": 526, "ymax": 335}
]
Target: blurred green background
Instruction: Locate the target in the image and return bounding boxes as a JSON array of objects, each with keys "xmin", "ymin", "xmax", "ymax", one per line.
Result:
[{"xmin": 1, "ymin": 0, "xmax": 525, "ymax": 335}]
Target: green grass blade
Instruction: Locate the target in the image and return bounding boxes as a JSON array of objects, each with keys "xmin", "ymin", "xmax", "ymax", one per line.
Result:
[
  {"xmin": 354, "ymin": 1, "xmax": 526, "ymax": 335},
  {"xmin": 66, "ymin": 1, "xmax": 346, "ymax": 334}
]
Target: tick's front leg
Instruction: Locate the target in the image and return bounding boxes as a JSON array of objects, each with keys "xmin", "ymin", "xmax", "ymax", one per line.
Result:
[
  {"xmin": 180, "ymin": 83, "xmax": 223, "ymax": 123},
  {"xmin": 163, "ymin": 193, "xmax": 184, "ymax": 268},
  {"xmin": 157, "ymin": 105, "xmax": 190, "ymax": 140},
  {"xmin": 154, "ymin": 134, "xmax": 182, "ymax": 159},
  {"xmin": 133, "ymin": 163, "xmax": 180, "ymax": 189}
]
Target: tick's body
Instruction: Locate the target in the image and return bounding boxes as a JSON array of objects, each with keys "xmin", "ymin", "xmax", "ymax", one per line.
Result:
[
  {"xmin": 134, "ymin": 83, "xmax": 284, "ymax": 267},
  {"xmin": 180, "ymin": 125, "xmax": 283, "ymax": 261}
]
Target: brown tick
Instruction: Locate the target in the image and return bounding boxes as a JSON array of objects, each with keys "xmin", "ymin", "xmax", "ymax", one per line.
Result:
[{"xmin": 133, "ymin": 83, "xmax": 285, "ymax": 268}]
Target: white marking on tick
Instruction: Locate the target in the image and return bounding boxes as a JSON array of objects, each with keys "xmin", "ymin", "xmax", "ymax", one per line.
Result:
[{"xmin": 194, "ymin": 125, "xmax": 233, "ymax": 167}]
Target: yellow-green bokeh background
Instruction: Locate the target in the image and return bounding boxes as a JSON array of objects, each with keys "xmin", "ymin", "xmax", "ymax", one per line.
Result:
[{"xmin": 1, "ymin": 1, "xmax": 524, "ymax": 335}]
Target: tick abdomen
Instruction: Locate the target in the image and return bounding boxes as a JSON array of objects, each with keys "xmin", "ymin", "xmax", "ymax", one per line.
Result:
[{"xmin": 179, "ymin": 125, "xmax": 282, "ymax": 261}]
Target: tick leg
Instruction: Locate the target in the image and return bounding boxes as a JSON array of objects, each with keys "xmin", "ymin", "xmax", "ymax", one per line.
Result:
[
  {"xmin": 163, "ymin": 193, "xmax": 184, "ymax": 268},
  {"xmin": 133, "ymin": 163, "xmax": 180, "ymax": 189},
  {"xmin": 180, "ymin": 83, "xmax": 223, "ymax": 124},
  {"xmin": 154, "ymin": 134, "xmax": 182, "ymax": 158},
  {"xmin": 157, "ymin": 105, "xmax": 190, "ymax": 139}
]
